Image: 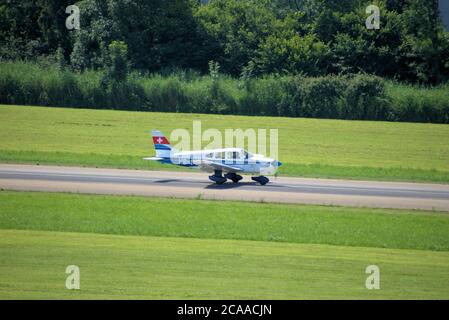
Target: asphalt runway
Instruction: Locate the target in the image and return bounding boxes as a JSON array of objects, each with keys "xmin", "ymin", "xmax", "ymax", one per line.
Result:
[{"xmin": 1, "ymin": 164, "xmax": 449, "ymax": 211}]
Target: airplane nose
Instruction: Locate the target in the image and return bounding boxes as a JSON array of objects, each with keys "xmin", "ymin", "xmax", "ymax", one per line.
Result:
[{"xmin": 272, "ymin": 161, "xmax": 282, "ymax": 167}]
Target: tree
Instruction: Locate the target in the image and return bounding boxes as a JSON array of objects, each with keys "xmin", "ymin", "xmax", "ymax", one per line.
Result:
[
  {"xmin": 257, "ymin": 33, "xmax": 330, "ymax": 75},
  {"xmin": 0, "ymin": 0, "xmax": 73, "ymax": 60},
  {"xmin": 195, "ymin": 0, "xmax": 279, "ymax": 75},
  {"xmin": 69, "ymin": 0, "xmax": 209, "ymax": 72},
  {"xmin": 106, "ymin": 40, "xmax": 128, "ymax": 83},
  {"xmin": 398, "ymin": 0, "xmax": 448, "ymax": 84}
]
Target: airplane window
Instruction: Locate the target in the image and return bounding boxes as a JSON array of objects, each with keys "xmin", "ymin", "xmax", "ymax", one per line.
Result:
[{"xmin": 214, "ymin": 152, "xmax": 225, "ymax": 159}]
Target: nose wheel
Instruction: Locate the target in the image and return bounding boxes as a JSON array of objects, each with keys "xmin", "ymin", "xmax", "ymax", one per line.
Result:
[{"xmin": 252, "ymin": 176, "xmax": 269, "ymax": 185}]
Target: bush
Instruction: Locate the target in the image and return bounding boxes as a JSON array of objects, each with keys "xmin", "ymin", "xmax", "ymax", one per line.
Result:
[
  {"xmin": 295, "ymin": 76, "xmax": 345, "ymax": 119},
  {"xmin": 342, "ymin": 74, "xmax": 389, "ymax": 121},
  {"xmin": 0, "ymin": 61, "xmax": 448, "ymax": 124},
  {"xmin": 386, "ymin": 82, "xmax": 449, "ymax": 124}
]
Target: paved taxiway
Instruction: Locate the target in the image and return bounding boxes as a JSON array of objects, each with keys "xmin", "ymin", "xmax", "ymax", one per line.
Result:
[{"xmin": 0, "ymin": 164, "xmax": 448, "ymax": 211}]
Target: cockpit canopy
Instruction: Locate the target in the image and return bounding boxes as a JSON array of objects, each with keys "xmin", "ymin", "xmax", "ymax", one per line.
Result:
[{"xmin": 204, "ymin": 149, "xmax": 252, "ymax": 160}]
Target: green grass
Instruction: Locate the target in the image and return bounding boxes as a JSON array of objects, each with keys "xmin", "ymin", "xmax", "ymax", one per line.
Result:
[
  {"xmin": 1, "ymin": 104, "xmax": 449, "ymax": 182},
  {"xmin": 1, "ymin": 191, "xmax": 448, "ymax": 299},
  {"xmin": 1, "ymin": 191, "xmax": 449, "ymax": 251},
  {"xmin": 1, "ymin": 229, "xmax": 448, "ymax": 299}
]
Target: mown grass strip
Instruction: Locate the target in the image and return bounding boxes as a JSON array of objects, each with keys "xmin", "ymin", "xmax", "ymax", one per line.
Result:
[
  {"xmin": 1, "ymin": 191, "xmax": 448, "ymax": 251},
  {"xmin": 1, "ymin": 229, "xmax": 448, "ymax": 299}
]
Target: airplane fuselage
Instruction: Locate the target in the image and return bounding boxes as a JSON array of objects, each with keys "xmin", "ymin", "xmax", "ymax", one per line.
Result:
[{"xmin": 162, "ymin": 148, "xmax": 281, "ymax": 175}]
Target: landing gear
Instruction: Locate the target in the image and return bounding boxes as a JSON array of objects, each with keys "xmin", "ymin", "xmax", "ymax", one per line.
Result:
[
  {"xmin": 209, "ymin": 170, "xmax": 227, "ymax": 185},
  {"xmin": 224, "ymin": 172, "xmax": 243, "ymax": 184},
  {"xmin": 252, "ymin": 176, "xmax": 269, "ymax": 185},
  {"xmin": 209, "ymin": 171, "xmax": 269, "ymax": 185}
]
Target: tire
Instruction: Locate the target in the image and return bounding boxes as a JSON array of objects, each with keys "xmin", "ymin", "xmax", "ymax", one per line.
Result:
[
  {"xmin": 259, "ymin": 176, "xmax": 269, "ymax": 186},
  {"xmin": 251, "ymin": 176, "xmax": 269, "ymax": 185},
  {"xmin": 216, "ymin": 178, "xmax": 227, "ymax": 185},
  {"xmin": 231, "ymin": 175, "xmax": 243, "ymax": 183}
]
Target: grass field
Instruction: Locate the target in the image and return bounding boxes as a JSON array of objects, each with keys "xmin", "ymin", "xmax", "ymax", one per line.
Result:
[
  {"xmin": 1, "ymin": 230, "xmax": 448, "ymax": 300},
  {"xmin": 1, "ymin": 191, "xmax": 449, "ymax": 251},
  {"xmin": 0, "ymin": 191, "xmax": 449, "ymax": 299},
  {"xmin": 1, "ymin": 105, "xmax": 449, "ymax": 182}
]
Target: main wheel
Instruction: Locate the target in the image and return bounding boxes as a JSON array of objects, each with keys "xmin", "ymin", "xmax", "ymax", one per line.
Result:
[
  {"xmin": 225, "ymin": 173, "xmax": 243, "ymax": 184},
  {"xmin": 216, "ymin": 178, "xmax": 227, "ymax": 185}
]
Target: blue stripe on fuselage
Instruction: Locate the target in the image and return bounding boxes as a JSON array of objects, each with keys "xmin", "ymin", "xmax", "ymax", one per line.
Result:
[
  {"xmin": 154, "ymin": 157, "xmax": 271, "ymax": 170},
  {"xmin": 155, "ymin": 158, "xmax": 197, "ymax": 167}
]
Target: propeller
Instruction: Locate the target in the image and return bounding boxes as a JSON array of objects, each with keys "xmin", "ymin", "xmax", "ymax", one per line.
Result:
[{"xmin": 272, "ymin": 160, "xmax": 281, "ymax": 182}]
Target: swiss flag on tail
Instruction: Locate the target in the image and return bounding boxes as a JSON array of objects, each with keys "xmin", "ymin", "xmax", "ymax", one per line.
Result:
[
  {"xmin": 151, "ymin": 130, "xmax": 172, "ymax": 158},
  {"xmin": 152, "ymin": 136, "xmax": 170, "ymax": 145}
]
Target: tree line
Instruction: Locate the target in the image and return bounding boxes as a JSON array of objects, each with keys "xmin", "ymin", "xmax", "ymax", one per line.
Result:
[{"xmin": 1, "ymin": 0, "xmax": 448, "ymax": 85}]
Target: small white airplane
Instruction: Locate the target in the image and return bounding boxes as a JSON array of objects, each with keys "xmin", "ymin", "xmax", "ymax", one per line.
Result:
[{"xmin": 144, "ymin": 130, "xmax": 282, "ymax": 185}]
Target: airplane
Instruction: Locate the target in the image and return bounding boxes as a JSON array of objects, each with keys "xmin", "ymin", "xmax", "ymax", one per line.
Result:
[{"xmin": 144, "ymin": 130, "xmax": 282, "ymax": 185}]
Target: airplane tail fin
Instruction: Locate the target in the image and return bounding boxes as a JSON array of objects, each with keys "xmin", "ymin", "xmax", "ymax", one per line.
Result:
[{"xmin": 151, "ymin": 130, "xmax": 172, "ymax": 158}]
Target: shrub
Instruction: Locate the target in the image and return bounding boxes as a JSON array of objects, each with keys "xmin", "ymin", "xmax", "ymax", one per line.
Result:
[
  {"xmin": 0, "ymin": 61, "xmax": 448, "ymax": 124},
  {"xmin": 342, "ymin": 74, "xmax": 389, "ymax": 121},
  {"xmin": 295, "ymin": 75, "xmax": 345, "ymax": 119}
]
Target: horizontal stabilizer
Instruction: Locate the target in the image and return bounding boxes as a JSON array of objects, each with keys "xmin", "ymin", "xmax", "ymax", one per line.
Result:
[{"xmin": 143, "ymin": 157, "xmax": 164, "ymax": 161}]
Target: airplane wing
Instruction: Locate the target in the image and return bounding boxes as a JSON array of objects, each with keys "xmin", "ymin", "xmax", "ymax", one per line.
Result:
[{"xmin": 194, "ymin": 160, "xmax": 243, "ymax": 173}]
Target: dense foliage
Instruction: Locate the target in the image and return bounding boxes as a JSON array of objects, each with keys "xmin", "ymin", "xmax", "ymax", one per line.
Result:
[
  {"xmin": 1, "ymin": 61, "xmax": 448, "ymax": 123},
  {"xmin": 1, "ymin": 0, "xmax": 448, "ymax": 84}
]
